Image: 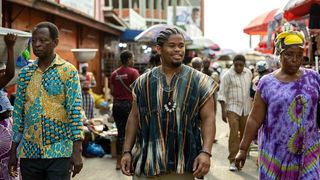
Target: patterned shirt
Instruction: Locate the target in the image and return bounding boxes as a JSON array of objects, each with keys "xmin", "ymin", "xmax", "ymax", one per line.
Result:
[
  {"xmin": 12, "ymin": 55, "xmax": 83, "ymax": 159},
  {"xmin": 218, "ymin": 66, "xmax": 252, "ymax": 116},
  {"xmin": 131, "ymin": 64, "xmax": 218, "ymax": 177}
]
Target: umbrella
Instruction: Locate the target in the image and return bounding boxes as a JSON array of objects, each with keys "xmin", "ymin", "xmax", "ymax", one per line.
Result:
[
  {"xmin": 215, "ymin": 49, "xmax": 236, "ymax": 61},
  {"xmin": 134, "ymin": 24, "xmax": 192, "ymax": 44},
  {"xmin": 244, "ymin": 8, "xmax": 279, "ymax": 35},
  {"xmin": 186, "ymin": 37, "xmax": 219, "ymax": 50},
  {"xmin": 209, "ymin": 43, "xmax": 220, "ymax": 51},
  {"xmin": 284, "ymin": 0, "xmax": 320, "ymax": 21}
]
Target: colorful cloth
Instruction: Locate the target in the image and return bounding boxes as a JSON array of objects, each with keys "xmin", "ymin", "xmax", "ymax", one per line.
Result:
[
  {"xmin": 80, "ymin": 72, "xmax": 96, "ymax": 90},
  {"xmin": 275, "ymin": 31, "xmax": 304, "ymax": 55},
  {"xmin": 0, "ymin": 91, "xmax": 13, "ymax": 113},
  {"xmin": 257, "ymin": 69, "xmax": 320, "ymax": 179},
  {"xmin": 0, "ymin": 117, "xmax": 18, "ymax": 180},
  {"xmin": 131, "ymin": 64, "xmax": 218, "ymax": 177},
  {"xmin": 12, "ymin": 55, "xmax": 84, "ymax": 159}
]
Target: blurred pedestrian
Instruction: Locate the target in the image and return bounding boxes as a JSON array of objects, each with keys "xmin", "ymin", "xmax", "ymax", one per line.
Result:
[
  {"xmin": 250, "ymin": 61, "xmax": 269, "ymax": 98},
  {"xmin": 191, "ymin": 57, "xmax": 202, "ymax": 71},
  {"xmin": 8, "ymin": 22, "xmax": 84, "ymax": 180},
  {"xmin": 79, "ymin": 63, "xmax": 96, "ymax": 120},
  {"xmin": 218, "ymin": 54, "xmax": 252, "ymax": 171},
  {"xmin": 121, "ymin": 27, "xmax": 218, "ymax": 179},
  {"xmin": 144, "ymin": 51, "xmax": 161, "ymax": 73},
  {"xmin": 202, "ymin": 58, "xmax": 219, "ymax": 144},
  {"xmin": 0, "ymin": 33, "xmax": 18, "ymax": 180},
  {"xmin": 0, "ymin": 34, "xmax": 17, "ymax": 88},
  {"xmin": 235, "ymin": 31, "xmax": 320, "ymax": 179},
  {"xmin": 110, "ymin": 50, "xmax": 140, "ymax": 170}
]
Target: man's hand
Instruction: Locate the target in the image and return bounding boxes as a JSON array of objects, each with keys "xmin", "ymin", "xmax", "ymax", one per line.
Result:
[
  {"xmin": 121, "ymin": 153, "xmax": 133, "ymax": 176},
  {"xmin": 222, "ymin": 110, "xmax": 228, "ymax": 123},
  {"xmin": 192, "ymin": 153, "xmax": 211, "ymax": 178},
  {"xmin": 235, "ymin": 149, "xmax": 247, "ymax": 171},
  {"xmin": 70, "ymin": 141, "xmax": 83, "ymax": 177},
  {"xmin": 4, "ymin": 33, "xmax": 17, "ymax": 47},
  {"xmin": 8, "ymin": 143, "xmax": 18, "ymax": 177}
]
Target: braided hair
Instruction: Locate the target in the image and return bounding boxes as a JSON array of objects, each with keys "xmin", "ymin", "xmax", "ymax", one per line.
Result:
[{"xmin": 156, "ymin": 27, "xmax": 185, "ymax": 47}]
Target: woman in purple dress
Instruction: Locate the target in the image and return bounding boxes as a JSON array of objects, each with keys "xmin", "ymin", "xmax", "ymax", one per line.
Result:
[{"xmin": 235, "ymin": 30, "xmax": 320, "ymax": 179}]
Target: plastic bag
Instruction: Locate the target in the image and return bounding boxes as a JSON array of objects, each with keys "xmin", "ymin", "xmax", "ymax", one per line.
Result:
[{"xmin": 86, "ymin": 142, "xmax": 105, "ymax": 157}]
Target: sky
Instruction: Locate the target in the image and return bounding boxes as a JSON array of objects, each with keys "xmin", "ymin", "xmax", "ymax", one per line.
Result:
[{"xmin": 204, "ymin": 0, "xmax": 288, "ymax": 52}]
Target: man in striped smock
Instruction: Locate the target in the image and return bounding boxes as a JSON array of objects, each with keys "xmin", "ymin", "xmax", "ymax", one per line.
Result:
[{"xmin": 121, "ymin": 27, "xmax": 219, "ymax": 179}]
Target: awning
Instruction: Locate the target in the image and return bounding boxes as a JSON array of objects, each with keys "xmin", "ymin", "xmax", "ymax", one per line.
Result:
[
  {"xmin": 120, "ymin": 29, "xmax": 143, "ymax": 42},
  {"xmin": 244, "ymin": 8, "xmax": 279, "ymax": 35},
  {"xmin": 283, "ymin": 0, "xmax": 320, "ymax": 21}
]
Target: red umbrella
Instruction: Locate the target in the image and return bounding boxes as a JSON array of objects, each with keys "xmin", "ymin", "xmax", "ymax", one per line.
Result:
[
  {"xmin": 244, "ymin": 8, "xmax": 279, "ymax": 35},
  {"xmin": 284, "ymin": 0, "xmax": 320, "ymax": 21}
]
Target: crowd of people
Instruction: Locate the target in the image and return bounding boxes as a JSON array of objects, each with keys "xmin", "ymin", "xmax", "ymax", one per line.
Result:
[{"xmin": 0, "ymin": 20, "xmax": 320, "ymax": 180}]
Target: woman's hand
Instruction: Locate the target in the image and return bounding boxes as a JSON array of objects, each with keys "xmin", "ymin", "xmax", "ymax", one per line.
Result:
[{"xmin": 235, "ymin": 149, "xmax": 247, "ymax": 170}]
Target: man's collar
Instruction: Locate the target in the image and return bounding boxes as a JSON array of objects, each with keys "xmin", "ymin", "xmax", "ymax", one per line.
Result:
[
  {"xmin": 33, "ymin": 54, "xmax": 65, "ymax": 68},
  {"xmin": 153, "ymin": 64, "xmax": 188, "ymax": 79}
]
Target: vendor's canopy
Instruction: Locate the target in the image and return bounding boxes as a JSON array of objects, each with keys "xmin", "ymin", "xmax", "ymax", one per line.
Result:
[
  {"xmin": 134, "ymin": 24, "xmax": 192, "ymax": 44},
  {"xmin": 284, "ymin": 0, "xmax": 320, "ymax": 21},
  {"xmin": 120, "ymin": 29, "xmax": 143, "ymax": 42},
  {"xmin": 244, "ymin": 8, "xmax": 279, "ymax": 35},
  {"xmin": 186, "ymin": 37, "xmax": 220, "ymax": 50}
]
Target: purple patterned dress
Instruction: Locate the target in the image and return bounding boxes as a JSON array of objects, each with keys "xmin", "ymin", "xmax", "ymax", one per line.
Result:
[
  {"xmin": 257, "ymin": 69, "xmax": 320, "ymax": 180},
  {"xmin": 0, "ymin": 117, "xmax": 18, "ymax": 180}
]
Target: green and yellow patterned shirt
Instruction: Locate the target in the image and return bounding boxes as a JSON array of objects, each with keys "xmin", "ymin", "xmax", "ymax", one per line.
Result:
[{"xmin": 12, "ymin": 55, "xmax": 83, "ymax": 158}]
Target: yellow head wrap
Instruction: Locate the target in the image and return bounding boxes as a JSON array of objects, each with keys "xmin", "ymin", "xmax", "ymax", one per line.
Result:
[{"xmin": 274, "ymin": 31, "xmax": 304, "ymax": 55}]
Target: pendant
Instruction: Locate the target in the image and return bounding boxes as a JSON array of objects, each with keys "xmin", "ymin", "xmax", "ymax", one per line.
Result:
[{"xmin": 164, "ymin": 98, "xmax": 176, "ymax": 112}]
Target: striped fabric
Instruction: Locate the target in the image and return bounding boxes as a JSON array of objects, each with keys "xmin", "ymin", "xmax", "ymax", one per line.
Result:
[
  {"xmin": 131, "ymin": 64, "xmax": 218, "ymax": 177},
  {"xmin": 217, "ymin": 67, "xmax": 252, "ymax": 116},
  {"xmin": 82, "ymin": 92, "xmax": 94, "ymax": 120}
]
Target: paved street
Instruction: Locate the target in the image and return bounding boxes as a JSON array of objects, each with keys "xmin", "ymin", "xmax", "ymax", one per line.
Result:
[{"xmin": 74, "ymin": 104, "xmax": 259, "ymax": 180}]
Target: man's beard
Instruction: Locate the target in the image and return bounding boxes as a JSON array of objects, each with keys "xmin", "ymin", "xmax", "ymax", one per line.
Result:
[{"xmin": 171, "ymin": 61, "xmax": 182, "ymax": 68}]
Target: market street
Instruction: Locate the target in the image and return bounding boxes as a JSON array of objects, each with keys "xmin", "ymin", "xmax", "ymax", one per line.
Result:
[{"xmin": 74, "ymin": 104, "xmax": 259, "ymax": 180}]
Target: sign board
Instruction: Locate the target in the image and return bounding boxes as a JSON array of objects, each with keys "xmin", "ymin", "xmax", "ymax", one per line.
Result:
[
  {"xmin": 129, "ymin": 9, "xmax": 147, "ymax": 30},
  {"xmin": 60, "ymin": 0, "xmax": 95, "ymax": 17},
  {"xmin": 167, "ymin": 6, "xmax": 202, "ymax": 36}
]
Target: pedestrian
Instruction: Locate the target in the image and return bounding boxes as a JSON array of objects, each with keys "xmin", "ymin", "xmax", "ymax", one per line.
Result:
[
  {"xmin": 144, "ymin": 50, "xmax": 161, "ymax": 73},
  {"xmin": 202, "ymin": 58, "xmax": 219, "ymax": 143},
  {"xmin": 0, "ymin": 34, "xmax": 17, "ymax": 88},
  {"xmin": 0, "ymin": 33, "xmax": 18, "ymax": 180},
  {"xmin": 191, "ymin": 57, "xmax": 202, "ymax": 71},
  {"xmin": 235, "ymin": 31, "xmax": 320, "ymax": 179},
  {"xmin": 79, "ymin": 63, "xmax": 96, "ymax": 120},
  {"xmin": 217, "ymin": 54, "xmax": 252, "ymax": 171},
  {"xmin": 8, "ymin": 21, "xmax": 84, "ymax": 180},
  {"xmin": 121, "ymin": 27, "xmax": 218, "ymax": 179},
  {"xmin": 110, "ymin": 50, "xmax": 140, "ymax": 170},
  {"xmin": 250, "ymin": 60, "xmax": 269, "ymax": 98},
  {"xmin": 202, "ymin": 58, "xmax": 212, "ymax": 77}
]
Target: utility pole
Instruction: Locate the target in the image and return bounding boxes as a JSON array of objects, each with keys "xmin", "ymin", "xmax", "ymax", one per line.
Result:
[{"xmin": 173, "ymin": 0, "xmax": 177, "ymax": 25}]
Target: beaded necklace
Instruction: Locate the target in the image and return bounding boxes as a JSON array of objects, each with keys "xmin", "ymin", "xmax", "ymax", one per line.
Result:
[{"xmin": 164, "ymin": 87, "xmax": 176, "ymax": 112}]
